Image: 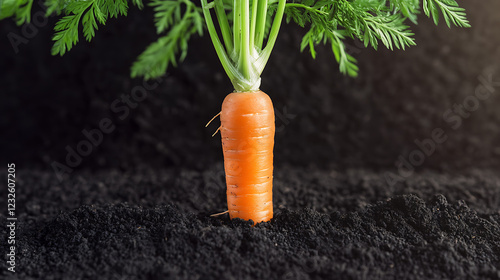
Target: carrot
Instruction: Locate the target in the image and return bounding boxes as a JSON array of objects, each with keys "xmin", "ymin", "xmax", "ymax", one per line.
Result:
[
  {"xmin": 221, "ymin": 91, "xmax": 275, "ymax": 223},
  {"xmin": 198, "ymin": 0, "xmax": 468, "ymax": 224}
]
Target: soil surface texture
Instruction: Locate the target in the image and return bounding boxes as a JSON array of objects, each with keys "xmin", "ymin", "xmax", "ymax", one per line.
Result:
[{"xmin": 1, "ymin": 167, "xmax": 499, "ymax": 279}]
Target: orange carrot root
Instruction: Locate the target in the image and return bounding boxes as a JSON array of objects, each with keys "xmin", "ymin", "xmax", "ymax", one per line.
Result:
[{"xmin": 220, "ymin": 91, "xmax": 275, "ymax": 224}]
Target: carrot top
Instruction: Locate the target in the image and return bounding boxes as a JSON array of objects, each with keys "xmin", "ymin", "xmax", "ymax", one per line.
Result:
[
  {"xmin": 1, "ymin": 0, "xmax": 470, "ymax": 88},
  {"xmin": 200, "ymin": 0, "xmax": 470, "ymax": 92},
  {"xmin": 201, "ymin": 0, "xmax": 286, "ymax": 92}
]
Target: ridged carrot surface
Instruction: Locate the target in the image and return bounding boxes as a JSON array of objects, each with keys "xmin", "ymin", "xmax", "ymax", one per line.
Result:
[{"xmin": 220, "ymin": 91, "xmax": 275, "ymax": 223}]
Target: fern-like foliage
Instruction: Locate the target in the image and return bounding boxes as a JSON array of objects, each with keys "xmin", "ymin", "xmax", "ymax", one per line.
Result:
[
  {"xmin": 423, "ymin": 0, "xmax": 469, "ymax": 27},
  {"xmin": 51, "ymin": 0, "xmax": 143, "ymax": 56},
  {"xmin": 364, "ymin": 14, "xmax": 415, "ymax": 50},
  {"xmin": 0, "ymin": 0, "xmax": 34, "ymax": 25},
  {"xmin": 329, "ymin": 30, "xmax": 359, "ymax": 77},
  {"xmin": 0, "ymin": 0, "xmax": 469, "ymax": 79},
  {"xmin": 389, "ymin": 0, "xmax": 420, "ymax": 24},
  {"xmin": 284, "ymin": 0, "xmax": 468, "ymax": 77},
  {"xmin": 130, "ymin": 0, "xmax": 204, "ymax": 79}
]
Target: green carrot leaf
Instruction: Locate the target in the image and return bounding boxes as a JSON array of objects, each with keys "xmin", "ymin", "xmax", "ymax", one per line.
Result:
[
  {"xmin": 423, "ymin": 0, "xmax": 470, "ymax": 28},
  {"xmin": 51, "ymin": 0, "xmax": 134, "ymax": 56},
  {"xmin": 389, "ymin": 0, "xmax": 420, "ymax": 24},
  {"xmin": 0, "ymin": 0, "xmax": 33, "ymax": 25},
  {"xmin": 131, "ymin": 1, "xmax": 204, "ymax": 79},
  {"xmin": 283, "ymin": 0, "xmax": 467, "ymax": 76},
  {"xmin": 329, "ymin": 30, "xmax": 359, "ymax": 77},
  {"xmin": 364, "ymin": 14, "xmax": 416, "ymax": 50}
]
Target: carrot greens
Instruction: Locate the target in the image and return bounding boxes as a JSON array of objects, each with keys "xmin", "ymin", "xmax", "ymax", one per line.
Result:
[
  {"xmin": 131, "ymin": 0, "xmax": 204, "ymax": 79},
  {"xmin": 1, "ymin": 0, "xmax": 470, "ymax": 87}
]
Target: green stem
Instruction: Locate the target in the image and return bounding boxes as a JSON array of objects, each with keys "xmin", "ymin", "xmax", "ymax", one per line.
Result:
[
  {"xmin": 255, "ymin": 0, "xmax": 267, "ymax": 50},
  {"xmin": 238, "ymin": 0, "xmax": 251, "ymax": 80},
  {"xmin": 256, "ymin": 0, "xmax": 285, "ymax": 74},
  {"xmin": 233, "ymin": 0, "xmax": 241, "ymax": 54},
  {"xmin": 201, "ymin": 0, "xmax": 237, "ymax": 82},
  {"xmin": 250, "ymin": 0, "xmax": 258, "ymax": 49},
  {"xmin": 202, "ymin": 0, "xmax": 285, "ymax": 92},
  {"xmin": 215, "ymin": 0, "xmax": 233, "ymax": 54}
]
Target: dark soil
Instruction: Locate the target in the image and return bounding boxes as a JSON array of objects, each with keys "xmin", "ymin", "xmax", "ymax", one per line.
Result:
[
  {"xmin": 1, "ymin": 167, "xmax": 499, "ymax": 279},
  {"xmin": 1, "ymin": 0, "xmax": 500, "ymax": 279},
  {"xmin": 1, "ymin": 0, "xmax": 500, "ymax": 171}
]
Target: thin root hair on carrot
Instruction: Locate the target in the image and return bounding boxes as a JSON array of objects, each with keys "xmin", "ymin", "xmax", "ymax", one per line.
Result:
[
  {"xmin": 206, "ymin": 112, "xmax": 221, "ymax": 127},
  {"xmin": 212, "ymin": 126, "xmax": 221, "ymax": 137},
  {"xmin": 210, "ymin": 210, "xmax": 229, "ymax": 217}
]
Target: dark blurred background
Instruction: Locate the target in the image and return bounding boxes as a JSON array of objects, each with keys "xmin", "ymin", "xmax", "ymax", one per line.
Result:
[{"xmin": 1, "ymin": 0, "xmax": 499, "ymax": 173}]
